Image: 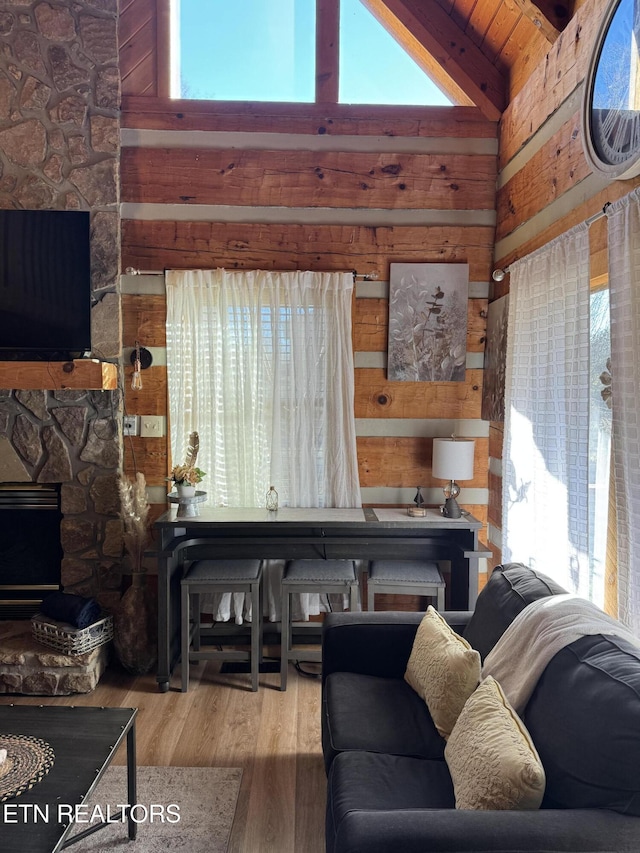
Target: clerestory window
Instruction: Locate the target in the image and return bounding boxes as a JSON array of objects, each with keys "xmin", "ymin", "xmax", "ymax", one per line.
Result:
[{"xmin": 170, "ymin": 0, "xmax": 453, "ymax": 106}]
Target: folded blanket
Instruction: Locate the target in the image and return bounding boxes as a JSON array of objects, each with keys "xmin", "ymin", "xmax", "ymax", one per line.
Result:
[
  {"xmin": 40, "ymin": 591, "xmax": 101, "ymax": 629},
  {"xmin": 481, "ymin": 593, "xmax": 640, "ymax": 714}
]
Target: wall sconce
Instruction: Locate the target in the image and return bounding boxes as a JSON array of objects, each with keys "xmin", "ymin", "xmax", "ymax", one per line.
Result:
[
  {"xmin": 432, "ymin": 437, "xmax": 475, "ymax": 519},
  {"xmin": 130, "ymin": 340, "xmax": 153, "ymax": 390}
]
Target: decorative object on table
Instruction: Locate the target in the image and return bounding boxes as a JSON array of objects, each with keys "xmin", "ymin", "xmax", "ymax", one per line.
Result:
[
  {"xmin": 114, "ymin": 471, "xmax": 157, "ymax": 675},
  {"xmin": 39, "ymin": 590, "xmax": 101, "ymax": 628},
  {"xmin": 266, "ymin": 485, "xmax": 278, "ymax": 511},
  {"xmin": 31, "ymin": 611, "xmax": 114, "ymax": 654},
  {"xmin": 168, "ymin": 431, "xmax": 206, "ymax": 496},
  {"xmin": 0, "ymin": 733, "xmax": 55, "ymax": 803},
  {"xmin": 387, "ymin": 263, "xmax": 469, "ymax": 382},
  {"xmin": 432, "ymin": 436, "xmax": 475, "ymax": 519},
  {"xmin": 408, "ymin": 486, "xmax": 427, "ymax": 517},
  {"xmin": 170, "ymin": 465, "xmax": 206, "ymax": 497},
  {"xmin": 167, "ymin": 489, "xmax": 207, "ymax": 518},
  {"xmin": 481, "ymin": 293, "xmax": 509, "ymax": 422}
]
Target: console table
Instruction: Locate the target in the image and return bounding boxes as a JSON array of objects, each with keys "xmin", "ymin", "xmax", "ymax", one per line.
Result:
[{"xmin": 152, "ymin": 506, "xmax": 489, "ymax": 692}]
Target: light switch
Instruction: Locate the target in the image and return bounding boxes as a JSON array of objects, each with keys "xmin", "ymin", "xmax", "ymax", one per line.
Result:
[{"xmin": 140, "ymin": 415, "xmax": 165, "ymax": 437}]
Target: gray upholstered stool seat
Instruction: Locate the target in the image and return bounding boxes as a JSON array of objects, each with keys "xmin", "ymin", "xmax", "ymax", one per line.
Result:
[
  {"xmin": 367, "ymin": 560, "xmax": 445, "ymax": 612},
  {"xmin": 181, "ymin": 557, "xmax": 263, "ymax": 692},
  {"xmin": 280, "ymin": 559, "xmax": 359, "ymax": 691},
  {"xmin": 186, "ymin": 560, "xmax": 262, "ymax": 582}
]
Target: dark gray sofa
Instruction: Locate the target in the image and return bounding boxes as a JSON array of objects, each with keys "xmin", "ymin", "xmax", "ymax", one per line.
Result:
[{"xmin": 321, "ymin": 563, "xmax": 640, "ymax": 853}]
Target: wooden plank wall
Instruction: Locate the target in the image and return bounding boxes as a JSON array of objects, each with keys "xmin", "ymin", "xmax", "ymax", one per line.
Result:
[
  {"xmin": 118, "ymin": 0, "xmax": 498, "ymax": 597},
  {"xmin": 488, "ymin": 0, "xmax": 640, "ymax": 571}
]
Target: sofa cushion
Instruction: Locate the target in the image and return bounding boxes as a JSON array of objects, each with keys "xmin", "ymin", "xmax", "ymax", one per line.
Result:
[
  {"xmin": 405, "ymin": 606, "xmax": 481, "ymax": 739},
  {"xmin": 463, "ymin": 563, "xmax": 566, "ymax": 660},
  {"xmin": 327, "ymin": 751, "xmax": 455, "ymax": 853},
  {"xmin": 445, "ymin": 676, "xmax": 545, "ymax": 810},
  {"xmin": 524, "ymin": 633, "xmax": 640, "ymax": 816},
  {"xmin": 322, "ymin": 671, "xmax": 445, "ymax": 773}
]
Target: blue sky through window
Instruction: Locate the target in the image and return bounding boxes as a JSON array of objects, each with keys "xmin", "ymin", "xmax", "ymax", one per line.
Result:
[
  {"xmin": 173, "ymin": 0, "xmax": 452, "ymax": 106},
  {"xmin": 593, "ymin": 0, "xmax": 637, "ymax": 110},
  {"xmin": 339, "ymin": 0, "xmax": 451, "ymax": 105}
]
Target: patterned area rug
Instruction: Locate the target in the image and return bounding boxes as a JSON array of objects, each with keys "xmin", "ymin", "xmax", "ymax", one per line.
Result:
[{"xmin": 68, "ymin": 765, "xmax": 242, "ymax": 852}]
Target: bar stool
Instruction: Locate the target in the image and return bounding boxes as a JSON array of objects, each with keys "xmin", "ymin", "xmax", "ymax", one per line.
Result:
[
  {"xmin": 181, "ymin": 557, "xmax": 263, "ymax": 692},
  {"xmin": 280, "ymin": 559, "xmax": 359, "ymax": 691},
  {"xmin": 367, "ymin": 560, "xmax": 445, "ymax": 612}
]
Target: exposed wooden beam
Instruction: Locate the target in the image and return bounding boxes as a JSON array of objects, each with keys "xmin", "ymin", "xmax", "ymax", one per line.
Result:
[
  {"xmin": 511, "ymin": 0, "xmax": 575, "ymax": 43},
  {"xmin": 316, "ymin": 0, "xmax": 340, "ymax": 103},
  {"xmin": 121, "ymin": 220, "xmax": 496, "ymax": 283},
  {"xmin": 363, "ymin": 0, "xmax": 505, "ymax": 121},
  {"xmin": 156, "ymin": 0, "xmax": 171, "ymax": 98},
  {"xmin": 0, "ymin": 361, "xmax": 117, "ymax": 391},
  {"xmin": 121, "ymin": 96, "xmax": 497, "ymax": 138},
  {"xmin": 120, "ymin": 146, "xmax": 497, "ymax": 210}
]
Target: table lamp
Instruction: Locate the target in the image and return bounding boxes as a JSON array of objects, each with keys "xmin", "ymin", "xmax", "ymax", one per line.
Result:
[{"xmin": 432, "ymin": 437, "xmax": 475, "ymax": 518}]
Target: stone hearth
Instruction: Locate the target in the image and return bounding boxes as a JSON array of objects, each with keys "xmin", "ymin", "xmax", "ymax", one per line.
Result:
[{"xmin": 0, "ymin": 620, "xmax": 109, "ymax": 695}]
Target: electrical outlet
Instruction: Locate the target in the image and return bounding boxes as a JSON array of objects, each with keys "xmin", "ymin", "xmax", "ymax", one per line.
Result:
[
  {"xmin": 123, "ymin": 415, "xmax": 138, "ymax": 436},
  {"xmin": 140, "ymin": 415, "xmax": 165, "ymax": 438}
]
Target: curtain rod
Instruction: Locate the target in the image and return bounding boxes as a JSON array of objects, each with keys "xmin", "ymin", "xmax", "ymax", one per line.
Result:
[
  {"xmin": 492, "ymin": 202, "xmax": 612, "ymax": 281},
  {"xmin": 124, "ymin": 267, "xmax": 378, "ymax": 281}
]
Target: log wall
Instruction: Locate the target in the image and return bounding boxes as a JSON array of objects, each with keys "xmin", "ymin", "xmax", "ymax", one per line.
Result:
[
  {"xmin": 488, "ymin": 0, "xmax": 640, "ymax": 574},
  {"xmin": 118, "ymin": 0, "xmax": 501, "ymax": 596}
]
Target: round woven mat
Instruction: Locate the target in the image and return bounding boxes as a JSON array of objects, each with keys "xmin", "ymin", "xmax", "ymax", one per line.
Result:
[{"xmin": 0, "ymin": 733, "xmax": 55, "ymax": 803}]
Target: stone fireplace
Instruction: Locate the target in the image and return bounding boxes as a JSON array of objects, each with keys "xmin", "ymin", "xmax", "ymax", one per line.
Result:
[
  {"xmin": 0, "ymin": 388, "xmax": 123, "ymax": 616},
  {"xmin": 0, "ymin": 483, "xmax": 62, "ymax": 617},
  {"xmin": 0, "ymin": 0, "xmax": 127, "ymax": 693},
  {"xmin": 0, "ymin": 0, "xmax": 123, "ymax": 613}
]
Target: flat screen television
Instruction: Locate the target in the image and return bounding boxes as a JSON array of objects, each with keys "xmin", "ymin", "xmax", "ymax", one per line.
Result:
[{"xmin": 0, "ymin": 209, "xmax": 92, "ymax": 360}]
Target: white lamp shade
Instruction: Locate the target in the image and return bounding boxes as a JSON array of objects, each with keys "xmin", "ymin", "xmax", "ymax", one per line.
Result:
[{"xmin": 432, "ymin": 438, "xmax": 475, "ymax": 481}]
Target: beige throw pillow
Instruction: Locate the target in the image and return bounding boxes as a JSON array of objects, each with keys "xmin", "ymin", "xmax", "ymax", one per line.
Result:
[
  {"xmin": 404, "ymin": 606, "xmax": 481, "ymax": 739},
  {"xmin": 445, "ymin": 676, "xmax": 546, "ymax": 810}
]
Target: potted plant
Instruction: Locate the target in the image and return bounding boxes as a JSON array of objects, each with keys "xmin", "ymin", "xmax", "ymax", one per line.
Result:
[
  {"xmin": 169, "ymin": 464, "xmax": 206, "ymax": 497},
  {"xmin": 168, "ymin": 431, "xmax": 205, "ymax": 497}
]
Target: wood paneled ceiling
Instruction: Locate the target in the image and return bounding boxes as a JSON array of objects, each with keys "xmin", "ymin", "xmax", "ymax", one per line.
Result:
[{"xmin": 364, "ymin": 0, "xmax": 576, "ymax": 119}]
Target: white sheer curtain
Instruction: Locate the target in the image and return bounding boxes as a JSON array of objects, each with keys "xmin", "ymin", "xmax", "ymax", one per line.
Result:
[
  {"xmin": 502, "ymin": 224, "xmax": 591, "ymax": 594},
  {"xmin": 606, "ymin": 190, "xmax": 640, "ymax": 634},
  {"xmin": 166, "ymin": 268, "xmax": 361, "ymax": 622}
]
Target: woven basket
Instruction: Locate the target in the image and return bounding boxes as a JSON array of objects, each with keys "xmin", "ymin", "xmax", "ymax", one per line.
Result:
[{"xmin": 31, "ymin": 613, "xmax": 114, "ymax": 655}]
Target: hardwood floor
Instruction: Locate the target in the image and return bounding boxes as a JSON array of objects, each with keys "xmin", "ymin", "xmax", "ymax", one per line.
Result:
[{"xmin": 0, "ymin": 650, "xmax": 327, "ymax": 853}]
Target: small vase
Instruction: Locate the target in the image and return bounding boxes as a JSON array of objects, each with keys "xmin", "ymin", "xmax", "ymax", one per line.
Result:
[{"xmin": 176, "ymin": 483, "xmax": 196, "ymax": 497}]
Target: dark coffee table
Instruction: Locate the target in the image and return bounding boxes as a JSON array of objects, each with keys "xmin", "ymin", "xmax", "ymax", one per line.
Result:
[{"xmin": 0, "ymin": 705, "xmax": 137, "ymax": 853}]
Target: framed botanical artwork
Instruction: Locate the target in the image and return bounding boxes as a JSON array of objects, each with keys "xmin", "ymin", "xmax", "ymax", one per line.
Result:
[
  {"xmin": 481, "ymin": 293, "xmax": 509, "ymax": 422},
  {"xmin": 387, "ymin": 263, "xmax": 469, "ymax": 382}
]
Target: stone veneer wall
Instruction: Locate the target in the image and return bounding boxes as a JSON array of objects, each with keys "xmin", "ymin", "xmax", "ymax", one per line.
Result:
[
  {"xmin": 0, "ymin": 388, "xmax": 123, "ymax": 609},
  {"xmin": 0, "ymin": 1, "xmax": 123, "ymax": 606}
]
